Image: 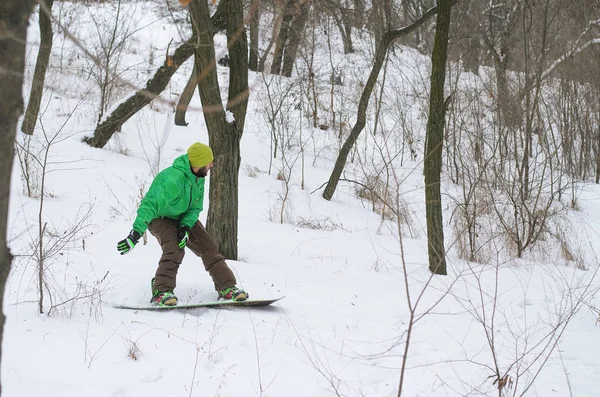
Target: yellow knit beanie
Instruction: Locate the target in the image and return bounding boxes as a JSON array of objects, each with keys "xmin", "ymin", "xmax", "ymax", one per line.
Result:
[{"xmin": 187, "ymin": 142, "xmax": 214, "ymax": 168}]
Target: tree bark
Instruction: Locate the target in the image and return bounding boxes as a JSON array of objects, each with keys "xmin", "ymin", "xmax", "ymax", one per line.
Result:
[
  {"xmin": 271, "ymin": 0, "xmax": 297, "ymax": 75},
  {"xmin": 22, "ymin": 0, "xmax": 54, "ymax": 136},
  {"xmin": 0, "ymin": 1, "xmax": 36, "ymax": 394},
  {"xmin": 248, "ymin": 0, "xmax": 261, "ymax": 71},
  {"xmin": 331, "ymin": 5, "xmax": 354, "ymax": 55},
  {"xmin": 282, "ymin": 0, "xmax": 311, "ymax": 77},
  {"xmin": 424, "ymin": 0, "xmax": 452, "ymax": 276},
  {"xmin": 353, "ymin": 0, "xmax": 365, "ymax": 27},
  {"xmin": 322, "ymin": 5, "xmax": 438, "ymax": 201},
  {"xmin": 84, "ymin": 3, "xmax": 230, "ymax": 148},
  {"xmin": 190, "ymin": 0, "xmax": 249, "ymax": 260},
  {"xmin": 174, "ymin": 63, "xmax": 197, "ymax": 126},
  {"xmin": 340, "ymin": 7, "xmax": 355, "ymax": 54},
  {"xmin": 258, "ymin": 10, "xmax": 282, "ymax": 72}
]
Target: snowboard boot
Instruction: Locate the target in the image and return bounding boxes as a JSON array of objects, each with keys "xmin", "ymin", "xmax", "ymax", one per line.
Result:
[
  {"xmin": 150, "ymin": 278, "xmax": 178, "ymax": 306},
  {"xmin": 218, "ymin": 286, "xmax": 248, "ymax": 301}
]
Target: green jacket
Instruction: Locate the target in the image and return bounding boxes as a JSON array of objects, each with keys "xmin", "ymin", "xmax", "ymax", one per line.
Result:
[{"xmin": 132, "ymin": 154, "xmax": 205, "ymax": 234}]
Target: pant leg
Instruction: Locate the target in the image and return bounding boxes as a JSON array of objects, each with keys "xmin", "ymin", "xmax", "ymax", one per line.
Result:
[
  {"xmin": 148, "ymin": 218, "xmax": 184, "ymax": 292},
  {"xmin": 186, "ymin": 220, "xmax": 236, "ymax": 291}
]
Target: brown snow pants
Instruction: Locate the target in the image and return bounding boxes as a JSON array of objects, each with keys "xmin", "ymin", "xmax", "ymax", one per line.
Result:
[{"xmin": 147, "ymin": 217, "xmax": 236, "ymax": 293}]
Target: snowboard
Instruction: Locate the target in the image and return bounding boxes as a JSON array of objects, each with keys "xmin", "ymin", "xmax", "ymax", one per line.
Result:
[{"xmin": 114, "ymin": 296, "xmax": 284, "ymax": 311}]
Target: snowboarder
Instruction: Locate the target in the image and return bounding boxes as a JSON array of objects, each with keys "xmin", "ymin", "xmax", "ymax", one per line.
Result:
[{"xmin": 117, "ymin": 142, "xmax": 248, "ymax": 306}]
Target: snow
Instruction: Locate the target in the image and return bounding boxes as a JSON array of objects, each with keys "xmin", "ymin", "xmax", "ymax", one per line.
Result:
[
  {"xmin": 4, "ymin": 2, "xmax": 600, "ymax": 397},
  {"xmin": 225, "ymin": 110, "xmax": 235, "ymax": 124}
]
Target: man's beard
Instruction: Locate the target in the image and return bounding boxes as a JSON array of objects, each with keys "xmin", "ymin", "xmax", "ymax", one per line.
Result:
[{"xmin": 192, "ymin": 167, "xmax": 209, "ymax": 178}]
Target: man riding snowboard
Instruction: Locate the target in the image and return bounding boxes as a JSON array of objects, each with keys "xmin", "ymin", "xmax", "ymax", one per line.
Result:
[{"xmin": 117, "ymin": 142, "xmax": 248, "ymax": 306}]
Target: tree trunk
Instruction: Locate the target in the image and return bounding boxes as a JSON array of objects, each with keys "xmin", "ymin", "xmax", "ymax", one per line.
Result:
[
  {"xmin": 21, "ymin": 0, "xmax": 54, "ymax": 136},
  {"xmin": 248, "ymin": 0, "xmax": 260, "ymax": 71},
  {"xmin": 271, "ymin": 0, "xmax": 296, "ymax": 75},
  {"xmin": 484, "ymin": 3, "xmax": 522, "ymax": 130},
  {"xmin": 282, "ymin": 0, "xmax": 311, "ymax": 77},
  {"xmin": 453, "ymin": 0, "xmax": 481, "ymax": 75},
  {"xmin": 332, "ymin": 6, "xmax": 354, "ymax": 55},
  {"xmin": 340, "ymin": 7, "xmax": 354, "ymax": 54},
  {"xmin": 322, "ymin": 5, "xmax": 438, "ymax": 201},
  {"xmin": 424, "ymin": 0, "xmax": 452, "ymax": 276},
  {"xmin": 224, "ymin": 0, "xmax": 249, "ymax": 134},
  {"xmin": 190, "ymin": 0, "xmax": 248, "ymax": 260},
  {"xmin": 258, "ymin": 11, "xmax": 282, "ymax": 72},
  {"xmin": 174, "ymin": 62, "xmax": 197, "ymax": 126},
  {"xmin": 371, "ymin": 1, "xmax": 383, "ymax": 53},
  {"xmin": 463, "ymin": 33, "xmax": 480, "ymax": 75},
  {"xmin": 0, "ymin": 1, "xmax": 36, "ymax": 394},
  {"xmin": 383, "ymin": 0, "xmax": 393, "ymax": 30},
  {"xmin": 353, "ymin": 0, "xmax": 365, "ymax": 28}
]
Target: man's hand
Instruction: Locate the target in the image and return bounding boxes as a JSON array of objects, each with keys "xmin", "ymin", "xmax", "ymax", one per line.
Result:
[
  {"xmin": 177, "ymin": 226, "xmax": 190, "ymax": 249},
  {"xmin": 117, "ymin": 230, "xmax": 141, "ymax": 255}
]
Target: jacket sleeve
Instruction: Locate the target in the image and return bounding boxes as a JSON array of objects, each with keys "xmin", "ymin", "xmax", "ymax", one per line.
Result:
[
  {"xmin": 132, "ymin": 175, "xmax": 179, "ymax": 235},
  {"xmin": 179, "ymin": 182, "xmax": 204, "ymax": 229}
]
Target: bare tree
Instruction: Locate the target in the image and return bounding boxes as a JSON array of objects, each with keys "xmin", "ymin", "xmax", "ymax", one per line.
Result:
[
  {"xmin": 449, "ymin": 0, "xmax": 482, "ymax": 74},
  {"xmin": 84, "ymin": 1, "xmax": 230, "ymax": 148},
  {"xmin": 21, "ymin": 0, "xmax": 55, "ymax": 136},
  {"xmin": 454, "ymin": 259, "xmax": 598, "ymax": 396},
  {"xmin": 271, "ymin": 0, "xmax": 298, "ymax": 75},
  {"xmin": 189, "ymin": 0, "xmax": 249, "ymax": 259},
  {"xmin": 258, "ymin": 2, "xmax": 284, "ymax": 73},
  {"xmin": 87, "ymin": 0, "xmax": 136, "ymax": 125},
  {"xmin": 85, "ymin": 37, "xmax": 195, "ymax": 147},
  {"xmin": 281, "ymin": 0, "xmax": 311, "ymax": 77},
  {"xmin": 322, "ymin": 5, "xmax": 438, "ymax": 200},
  {"xmin": 424, "ymin": 0, "xmax": 453, "ymax": 275},
  {"xmin": 482, "ymin": 0, "xmax": 523, "ymax": 131},
  {"xmin": 16, "ymin": 108, "xmax": 94, "ymax": 314},
  {"xmin": 320, "ymin": 0, "xmax": 356, "ymax": 54},
  {"xmin": 0, "ymin": 1, "xmax": 37, "ymax": 394}
]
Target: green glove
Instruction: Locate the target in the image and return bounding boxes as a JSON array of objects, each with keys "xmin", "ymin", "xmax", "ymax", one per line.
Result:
[
  {"xmin": 117, "ymin": 230, "xmax": 141, "ymax": 255},
  {"xmin": 177, "ymin": 226, "xmax": 190, "ymax": 249}
]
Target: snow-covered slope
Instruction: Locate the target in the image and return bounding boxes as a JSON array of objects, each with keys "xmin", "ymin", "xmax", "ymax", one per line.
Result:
[{"xmin": 3, "ymin": 2, "xmax": 599, "ymax": 396}]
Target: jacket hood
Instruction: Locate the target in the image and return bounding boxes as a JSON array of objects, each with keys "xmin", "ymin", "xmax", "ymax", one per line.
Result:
[{"xmin": 172, "ymin": 154, "xmax": 195, "ymax": 181}]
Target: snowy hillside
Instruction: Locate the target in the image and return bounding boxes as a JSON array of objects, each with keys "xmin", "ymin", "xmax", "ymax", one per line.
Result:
[{"xmin": 4, "ymin": 2, "xmax": 599, "ymax": 396}]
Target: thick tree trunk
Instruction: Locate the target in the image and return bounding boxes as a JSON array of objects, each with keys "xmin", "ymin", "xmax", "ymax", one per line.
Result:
[
  {"xmin": 248, "ymin": 0, "xmax": 261, "ymax": 71},
  {"xmin": 22, "ymin": 0, "xmax": 54, "ymax": 136},
  {"xmin": 0, "ymin": 1, "xmax": 36, "ymax": 394},
  {"xmin": 282, "ymin": 0, "xmax": 311, "ymax": 77},
  {"xmin": 190, "ymin": 0, "xmax": 248, "ymax": 260},
  {"xmin": 271, "ymin": 0, "xmax": 296, "ymax": 75},
  {"xmin": 424, "ymin": 0, "xmax": 452, "ymax": 276},
  {"xmin": 322, "ymin": 5, "xmax": 438, "ymax": 201},
  {"xmin": 85, "ymin": 3, "xmax": 230, "ymax": 148}
]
